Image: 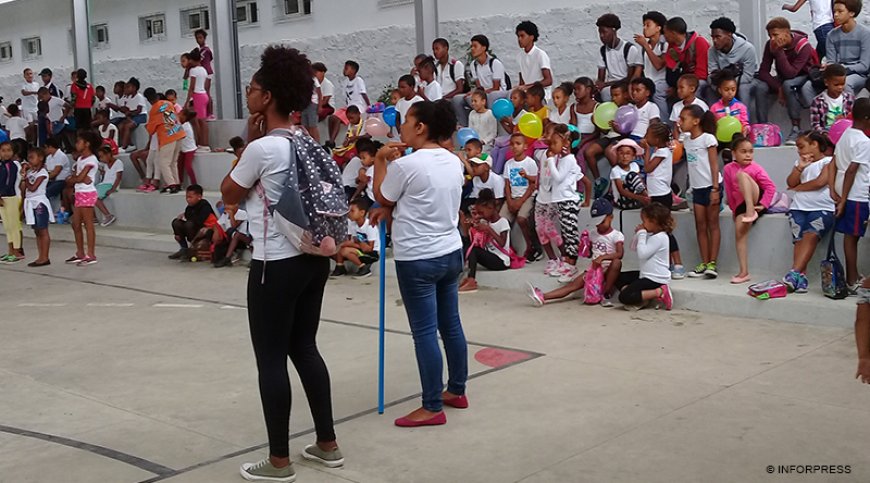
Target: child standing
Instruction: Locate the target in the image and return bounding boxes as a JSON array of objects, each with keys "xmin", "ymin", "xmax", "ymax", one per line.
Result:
[
  {"xmin": 333, "ymin": 197, "xmax": 380, "ymax": 279},
  {"xmin": 468, "ymin": 89, "xmax": 498, "ymax": 150},
  {"xmin": 615, "ymin": 203, "xmax": 674, "ymax": 310},
  {"xmin": 22, "ymin": 147, "xmax": 53, "ymax": 266},
  {"xmin": 709, "ymin": 72, "xmax": 750, "ymax": 136},
  {"xmin": 177, "ymin": 109, "xmax": 198, "ymax": 186},
  {"xmin": 95, "ymin": 145, "xmax": 122, "ymax": 227},
  {"xmin": 326, "ymin": 60, "xmax": 370, "ymax": 150},
  {"xmin": 145, "ymin": 88, "xmax": 185, "ymax": 194},
  {"xmin": 680, "ymin": 104, "xmax": 722, "ymax": 278},
  {"xmin": 459, "ymin": 189, "xmax": 511, "ymax": 293},
  {"xmin": 810, "ymin": 64, "xmax": 855, "ymax": 134},
  {"xmin": 548, "ymin": 82, "xmax": 574, "ymax": 125},
  {"xmin": 66, "ymin": 131, "xmax": 102, "ymax": 266},
  {"xmin": 722, "ymin": 137, "xmax": 777, "ymax": 284},
  {"xmin": 501, "ymin": 133, "xmax": 539, "ymax": 261},
  {"xmin": 783, "ymin": 131, "xmax": 836, "ymax": 293},
  {"xmin": 833, "ymin": 97, "xmax": 870, "ymax": 293},
  {"xmin": 184, "ymin": 50, "xmax": 211, "ymax": 151},
  {"xmin": 0, "ymin": 141, "xmax": 23, "ymax": 262}
]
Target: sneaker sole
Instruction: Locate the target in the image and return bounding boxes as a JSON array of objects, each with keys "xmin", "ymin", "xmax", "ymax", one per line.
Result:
[
  {"xmin": 353, "ymin": 273, "xmax": 372, "ymax": 279},
  {"xmin": 239, "ymin": 466, "xmax": 296, "ymax": 482},
  {"xmin": 301, "ymin": 448, "xmax": 344, "ymax": 468},
  {"xmin": 704, "ymin": 271, "xmax": 718, "ymax": 279},
  {"xmin": 686, "ymin": 272, "xmax": 706, "ymax": 278}
]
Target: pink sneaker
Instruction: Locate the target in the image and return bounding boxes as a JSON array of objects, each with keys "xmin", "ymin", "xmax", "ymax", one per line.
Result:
[
  {"xmin": 144, "ymin": 184, "xmax": 158, "ymax": 193},
  {"xmin": 136, "ymin": 184, "xmax": 148, "ymax": 192},
  {"xmin": 657, "ymin": 285, "xmax": 673, "ymax": 311},
  {"xmin": 527, "ymin": 282, "xmax": 545, "ymax": 307}
]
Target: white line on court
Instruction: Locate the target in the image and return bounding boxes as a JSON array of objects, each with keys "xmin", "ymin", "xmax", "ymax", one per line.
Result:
[
  {"xmin": 18, "ymin": 303, "xmax": 67, "ymax": 307},
  {"xmin": 152, "ymin": 303, "xmax": 204, "ymax": 308},
  {"xmin": 220, "ymin": 305, "xmax": 246, "ymax": 310},
  {"xmin": 87, "ymin": 303, "xmax": 136, "ymax": 307}
]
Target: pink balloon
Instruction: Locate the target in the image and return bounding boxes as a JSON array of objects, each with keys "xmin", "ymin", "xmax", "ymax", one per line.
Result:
[
  {"xmin": 614, "ymin": 105, "xmax": 639, "ymax": 135},
  {"xmin": 828, "ymin": 119, "xmax": 852, "ymax": 145},
  {"xmin": 365, "ymin": 117, "xmax": 390, "ymax": 137}
]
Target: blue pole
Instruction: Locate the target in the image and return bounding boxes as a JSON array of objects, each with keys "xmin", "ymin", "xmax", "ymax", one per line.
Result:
[{"xmin": 378, "ymin": 219, "xmax": 387, "ymax": 414}]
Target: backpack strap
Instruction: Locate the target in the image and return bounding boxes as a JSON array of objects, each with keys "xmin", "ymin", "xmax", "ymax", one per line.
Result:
[{"xmin": 448, "ymin": 59, "xmax": 456, "ymax": 82}]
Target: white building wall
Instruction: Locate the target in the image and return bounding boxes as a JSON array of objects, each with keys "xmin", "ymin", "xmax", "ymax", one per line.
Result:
[{"xmin": 0, "ymin": 0, "xmax": 825, "ymax": 112}]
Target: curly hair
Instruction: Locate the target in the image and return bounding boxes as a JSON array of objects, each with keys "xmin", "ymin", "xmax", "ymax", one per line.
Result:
[
  {"xmin": 407, "ymin": 100, "xmax": 457, "ymax": 142},
  {"xmin": 77, "ymin": 129, "xmax": 104, "ymax": 154},
  {"xmin": 642, "ymin": 202, "xmax": 676, "ymax": 233},
  {"xmin": 253, "ymin": 46, "xmax": 314, "ymax": 116},
  {"xmin": 596, "ymin": 13, "xmax": 621, "ymax": 30}
]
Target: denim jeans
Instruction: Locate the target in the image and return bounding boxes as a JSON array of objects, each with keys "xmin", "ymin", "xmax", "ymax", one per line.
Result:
[
  {"xmin": 801, "ymin": 72, "xmax": 868, "ymax": 102},
  {"xmin": 756, "ymin": 75, "xmax": 809, "ymax": 122},
  {"xmin": 814, "ymin": 23, "xmax": 834, "ymax": 62},
  {"xmin": 394, "ymin": 249, "xmax": 467, "ymax": 412}
]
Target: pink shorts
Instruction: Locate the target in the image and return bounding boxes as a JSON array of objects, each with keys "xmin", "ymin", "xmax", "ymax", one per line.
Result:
[
  {"xmin": 191, "ymin": 92, "xmax": 209, "ymax": 119},
  {"xmin": 333, "ymin": 107, "xmax": 350, "ymax": 125},
  {"xmin": 75, "ymin": 191, "xmax": 98, "ymax": 208}
]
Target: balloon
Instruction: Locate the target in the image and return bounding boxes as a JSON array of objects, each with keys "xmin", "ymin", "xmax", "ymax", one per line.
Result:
[
  {"xmin": 517, "ymin": 112, "xmax": 543, "ymax": 139},
  {"xmin": 365, "ymin": 117, "xmax": 389, "ymax": 137},
  {"xmin": 715, "ymin": 116, "xmax": 742, "ymax": 143},
  {"xmin": 828, "ymin": 119, "xmax": 853, "ymax": 144},
  {"xmin": 457, "ymin": 127, "xmax": 480, "ymax": 147},
  {"xmin": 614, "ymin": 105, "xmax": 639, "ymax": 135},
  {"xmin": 593, "ymin": 102, "xmax": 618, "ymax": 130},
  {"xmin": 382, "ymin": 106, "xmax": 397, "ymax": 128},
  {"xmin": 671, "ymin": 141, "xmax": 684, "ymax": 163},
  {"xmin": 492, "ymin": 98, "xmax": 513, "ymax": 120},
  {"xmin": 567, "ymin": 124, "xmax": 581, "ymax": 149}
]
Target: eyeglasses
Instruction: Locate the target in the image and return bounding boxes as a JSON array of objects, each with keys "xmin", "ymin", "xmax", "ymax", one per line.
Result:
[{"xmin": 245, "ymin": 84, "xmax": 264, "ymax": 96}]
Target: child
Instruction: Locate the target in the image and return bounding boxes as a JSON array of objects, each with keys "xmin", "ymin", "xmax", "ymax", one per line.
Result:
[
  {"xmin": 331, "ymin": 105, "xmax": 366, "ymax": 167},
  {"xmin": 783, "ymin": 131, "xmax": 836, "ymax": 293},
  {"xmin": 177, "ymin": 109, "xmax": 198, "ymax": 186},
  {"xmin": 342, "ymin": 138, "xmax": 368, "ymax": 201},
  {"xmin": 641, "ymin": 121, "xmax": 686, "ymax": 278},
  {"xmin": 165, "ymin": 89, "xmax": 183, "ymax": 114},
  {"xmin": 116, "ymin": 77, "xmax": 148, "ymax": 152},
  {"xmin": 66, "ymin": 130, "xmax": 102, "ymax": 266},
  {"xmin": 810, "ymin": 64, "xmax": 855, "ymax": 134},
  {"xmin": 573, "ymin": 77, "xmax": 599, "ymax": 144},
  {"xmin": 326, "ymin": 61, "xmax": 370, "ymax": 150},
  {"xmin": 680, "ymin": 104, "xmax": 722, "ymax": 278},
  {"xmin": 528, "ymin": 198, "xmax": 625, "ymax": 307},
  {"xmin": 670, "ymin": 74, "xmax": 709, "ymax": 132},
  {"xmin": 212, "ymin": 202, "xmax": 251, "ymax": 268},
  {"xmin": 468, "ymin": 89, "xmax": 498, "ymax": 149},
  {"xmin": 610, "ymin": 139, "xmax": 649, "ymax": 209},
  {"xmin": 491, "ymin": 89, "xmax": 529, "ymax": 174},
  {"xmin": 548, "ymin": 82, "xmax": 574, "ymax": 125},
  {"xmin": 615, "ymin": 203, "xmax": 674, "ymax": 310},
  {"xmin": 184, "ymin": 50, "xmax": 211, "ymax": 151},
  {"xmin": 395, "ymin": 75, "xmax": 424, "ymax": 126},
  {"xmin": 351, "ymin": 138, "xmax": 381, "ymax": 204},
  {"xmin": 467, "ymin": 141, "xmax": 505, "ymax": 202},
  {"xmin": 525, "ymin": 82, "xmax": 548, "ymax": 121},
  {"xmin": 709, "ymin": 71, "xmax": 750, "ymax": 135},
  {"xmin": 501, "ymin": 133, "xmax": 539, "ymax": 260},
  {"xmin": 229, "ymin": 136, "xmax": 246, "ymax": 168},
  {"xmin": 538, "ymin": 124, "xmax": 592, "ymax": 282},
  {"xmin": 595, "ymin": 13, "xmax": 643, "ymax": 100},
  {"xmin": 0, "ymin": 141, "xmax": 23, "ymax": 262},
  {"xmin": 584, "ymin": 80, "xmax": 630, "ymax": 179},
  {"xmin": 629, "ymin": 78, "xmax": 661, "ymax": 140},
  {"xmin": 782, "ymin": 0, "xmax": 834, "ymax": 61},
  {"xmin": 722, "ymin": 137, "xmax": 777, "ymax": 284},
  {"xmin": 95, "ymin": 109, "xmax": 119, "ymax": 146},
  {"xmin": 4, "ymin": 105, "xmax": 28, "ymax": 141},
  {"xmin": 145, "ymin": 87, "xmax": 185, "ymax": 194},
  {"xmin": 168, "ymin": 184, "xmax": 217, "ymax": 260},
  {"xmin": 22, "ymin": 147, "xmax": 53, "ymax": 266},
  {"xmin": 416, "ymin": 56, "xmax": 443, "ymax": 101},
  {"xmin": 459, "ymin": 189, "xmax": 511, "ymax": 293},
  {"xmin": 95, "ymin": 145, "xmax": 122, "ymax": 227},
  {"xmin": 833, "ymin": 97, "xmax": 870, "ymax": 293},
  {"xmin": 94, "ymin": 85, "xmax": 111, "ymax": 112},
  {"xmin": 333, "ymin": 197, "xmax": 380, "ymax": 278}
]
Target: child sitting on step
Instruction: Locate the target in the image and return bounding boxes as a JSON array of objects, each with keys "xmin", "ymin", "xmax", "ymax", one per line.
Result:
[{"xmin": 615, "ymin": 203, "xmax": 674, "ymax": 310}]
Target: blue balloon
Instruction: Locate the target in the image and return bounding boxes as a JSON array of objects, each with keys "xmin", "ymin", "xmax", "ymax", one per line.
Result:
[
  {"xmin": 456, "ymin": 127, "xmax": 480, "ymax": 148},
  {"xmin": 382, "ymin": 106, "xmax": 397, "ymax": 128},
  {"xmin": 492, "ymin": 98, "xmax": 513, "ymax": 120}
]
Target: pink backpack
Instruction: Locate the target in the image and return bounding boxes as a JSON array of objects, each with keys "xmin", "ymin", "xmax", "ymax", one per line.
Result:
[
  {"xmin": 579, "ymin": 230, "xmax": 591, "ymax": 258},
  {"xmin": 465, "ymin": 227, "xmax": 526, "ymax": 269},
  {"xmin": 747, "ymin": 280, "xmax": 788, "ymax": 300},
  {"xmin": 749, "ymin": 124, "xmax": 782, "ymax": 147},
  {"xmin": 583, "ymin": 265, "xmax": 605, "ymax": 304}
]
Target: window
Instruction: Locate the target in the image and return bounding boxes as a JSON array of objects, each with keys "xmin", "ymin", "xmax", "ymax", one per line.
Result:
[
  {"xmin": 279, "ymin": 0, "xmax": 311, "ymax": 18},
  {"xmin": 181, "ymin": 6, "xmax": 210, "ymax": 36},
  {"xmin": 22, "ymin": 37, "xmax": 41, "ymax": 61},
  {"xmin": 139, "ymin": 13, "xmax": 166, "ymax": 42},
  {"xmin": 91, "ymin": 23, "xmax": 109, "ymax": 48},
  {"xmin": 0, "ymin": 42, "xmax": 11, "ymax": 62},
  {"xmin": 237, "ymin": 0, "xmax": 259, "ymax": 25}
]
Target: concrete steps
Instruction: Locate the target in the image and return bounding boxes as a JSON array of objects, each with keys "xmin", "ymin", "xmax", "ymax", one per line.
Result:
[
  {"xmin": 95, "ymin": 189, "xmax": 222, "ymax": 231},
  {"xmin": 117, "ymin": 152, "xmax": 234, "ymax": 192}
]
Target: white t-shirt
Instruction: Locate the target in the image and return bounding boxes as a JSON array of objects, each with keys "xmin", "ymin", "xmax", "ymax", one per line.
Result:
[
  {"xmin": 809, "ymin": 0, "xmax": 834, "ymax": 29},
  {"xmin": 833, "ymin": 128, "xmax": 870, "ymax": 202},
  {"xmin": 364, "ymin": 165, "xmax": 375, "ymax": 200},
  {"xmin": 421, "ymin": 80, "xmax": 443, "ymax": 101},
  {"xmin": 472, "ymin": 56, "xmax": 506, "ymax": 91},
  {"xmin": 320, "ymin": 78, "xmax": 336, "ymax": 108},
  {"xmin": 646, "ymin": 148, "xmax": 673, "ymax": 197},
  {"xmin": 219, "ymin": 209, "xmax": 249, "ymax": 236},
  {"xmin": 684, "ymin": 132, "xmax": 721, "ymax": 189},
  {"xmin": 644, "ymin": 37, "xmax": 668, "ymax": 83},
  {"xmin": 342, "ymin": 156, "xmax": 363, "ymax": 188},
  {"xmin": 670, "ymin": 98, "xmax": 709, "ymax": 124},
  {"xmin": 468, "ymin": 109, "xmax": 498, "ymax": 146},
  {"xmin": 395, "ymin": 95, "xmax": 424, "ymax": 123},
  {"xmin": 180, "ymin": 122, "xmax": 197, "ymax": 153},
  {"xmin": 471, "ymin": 172, "xmax": 505, "ymax": 199},
  {"xmin": 46, "ymin": 96, "xmax": 66, "ymax": 123},
  {"xmin": 790, "ymin": 157, "xmax": 836, "ymax": 212},
  {"xmin": 379, "ymin": 147, "xmax": 464, "ymax": 261},
  {"xmin": 6, "ymin": 117, "xmax": 28, "ymax": 140},
  {"xmin": 551, "ymin": 154, "xmax": 583, "ymax": 203},
  {"xmin": 435, "ymin": 60, "xmax": 464, "ymax": 94},
  {"xmin": 636, "ymin": 230, "xmax": 671, "ymax": 284},
  {"xmin": 590, "ymin": 228, "xmax": 625, "ymax": 268},
  {"xmin": 98, "ymin": 124, "xmax": 119, "ymax": 145},
  {"xmin": 99, "ymin": 160, "xmax": 124, "ymax": 187},
  {"xmin": 503, "ymin": 156, "xmax": 539, "ymax": 198},
  {"xmin": 74, "ymin": 155, "xmax": 99, "ymax": 193},
  {"xmin": 597, "ymin": 39, "xmax": 643, "ymax": 83},
  {"xmin": 46, "ymin": 151, "xmax": 71, "ymax": 181},
  {"xmin": 631, "ymin": 101, "xmax": 660, "ymax": 138},
  {"xmin": 348, "ymin": 217, "xmax": 381, "ymax": 252},
  {"xmin": 343, "ymin": 76, "xmax": 368, "ymax": 111},
  {"xmin": 518, "ymin": 45, "xmax": 553, "ymax": 99},
  {"xmin": 189, "ymin": 66, "xmax": 209, "ymax": 94},
  {"xmin": 20, "ymin": 81, "xmax": 40, "ymax": 112},
  {"xmin": 25, "ymin": 168, "xmax": 48, "ymax": 200},
  {"xmin": 483, "ymin": 217, "xmax": 511, "ymax": 267},
  {"xmin": 123, "ymin": 93, "xmax": 148, "ymax": 115},
  {"xmin": 610, "ymin": 162, "xmax": 641, "ymax": 198},
  {"xmin": 548, "ymin": 104, "xmax": 573, "ymax": 124},
  {"xmin": 311, "ymin": 78, "xmax": 321, "ymax": 104},
  {"xmin": 230, "ymin": 134, "xmax": 306, "ymax": 261}
]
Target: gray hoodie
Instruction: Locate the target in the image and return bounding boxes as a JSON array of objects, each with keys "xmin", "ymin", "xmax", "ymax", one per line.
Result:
[{"xmin": 708, "ymin": 35, "xmax": 759, "ymax": 77}]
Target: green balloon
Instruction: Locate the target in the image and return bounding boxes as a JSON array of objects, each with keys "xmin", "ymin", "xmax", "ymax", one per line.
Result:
[
  {"xmin": 716, "ymin": 116, "xmax": 743, "ymax": 143},
  {"xmin": 593, "ymin": 102, "xmax": 618, "ymax": 131}
]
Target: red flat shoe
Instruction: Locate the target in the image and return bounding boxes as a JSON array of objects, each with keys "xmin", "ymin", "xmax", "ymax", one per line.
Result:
[
  {"xmin": 443, "ymin": 395, "xmax": 469, "ymax": 409},
  {"xmin": 394, "ymin": 411, "xmax": 446, "ymax": 428}
]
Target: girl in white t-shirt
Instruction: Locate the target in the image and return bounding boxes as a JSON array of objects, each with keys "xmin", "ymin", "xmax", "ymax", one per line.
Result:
[
  {"xmin": 679, "ymin": 104, "xmax": 722, "ymax": 279},
  {"xmin": 783, "ymin": 132, "xmax": 837, "ymax": 293},
  {"xmin": 641, "ymin": 121, "xmax": 685, "ymax": 278},
  {"xmin": 491, "ymin": 88, "xmax": 529, "ymax": 175},
  {"xmin": 610, "ymin": 139, "xmax": 647, "ymax": 209},
  {"xmin": 184, "ymin": 50, "xmax": 210, "ymax": 151},
  {"xmin": 66, "ymin": 131, "xmax": 102, "ymax": 266},
  {"xmin": 459, "ymin": 189, "xmax": 511, "ymax": 293},
  {"xmin": 22, "ymin": 148, "xmax": 53, "ymax": 266},
  {"xmin": 615, "ymin": 203, "xmax": 674, "ymax": 310},
  {"xmin": 547, "ymin": 82, "xmax": 574, "ymax": 125}
]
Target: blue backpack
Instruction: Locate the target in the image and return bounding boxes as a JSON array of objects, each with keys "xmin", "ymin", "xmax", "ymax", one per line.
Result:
[{"xmin": 821, "ymin": 232, "xmax": 849, "ymax": 299}]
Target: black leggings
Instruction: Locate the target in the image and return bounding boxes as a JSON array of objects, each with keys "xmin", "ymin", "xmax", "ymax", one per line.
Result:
[
  {"xmin": 649, "ymin": 194, "xmax": 680, "ymax": 254},
  {"xmin": 248, "ymin": 256, "xmax": 335, "ymax": 458},
  {"xmin": 467, "ymin": 246, "xmax": 508, "ymax": 278},
  {"xmin": 616, "ymin": 270, "xmax": 664, "ymax": 306}
]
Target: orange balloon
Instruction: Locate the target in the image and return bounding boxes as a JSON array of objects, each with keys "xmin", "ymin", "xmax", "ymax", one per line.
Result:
[{"xmin": 671, "ymin": 141, "xmax": 684, "ymax": 163}]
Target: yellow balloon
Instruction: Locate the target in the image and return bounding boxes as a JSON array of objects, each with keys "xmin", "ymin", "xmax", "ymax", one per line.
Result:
[{"xmin": 518, "ymin": 112, "xmax": 543, "ymax": 139}]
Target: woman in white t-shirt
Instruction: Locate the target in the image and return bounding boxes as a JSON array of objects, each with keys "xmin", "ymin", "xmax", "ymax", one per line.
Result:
[
  {"xmin": 220, "ymin": 46, "xmax": 342, "ymax": 481},
  {"xmin": 184, "ymin": 49, "xmax": 210, "ymax": 151},
  {"xmin": 372, "ymin": 99, "xmax": 468, "ymax": 428},
  {"xmin": 460, "ymin": 189, "xmax": 511, "ymax": 293}
]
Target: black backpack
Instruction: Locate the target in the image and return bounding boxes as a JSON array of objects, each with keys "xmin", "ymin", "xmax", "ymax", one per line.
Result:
[
  {"xmin": 473, "ymin": 57, "xmax": 512, "ymax": 91},
  {"xmin": 599, "ymin": 42, "xmax": 635, "ymax": 75},
  {"xmin": 446, "ymin": 60, "xmax": 471, "ymax": 94}
]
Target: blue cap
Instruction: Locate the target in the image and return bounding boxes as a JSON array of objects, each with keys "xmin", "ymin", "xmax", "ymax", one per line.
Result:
[{"xmin": 589, "ymin": 197, "xmax": 613, "ymax": 225}]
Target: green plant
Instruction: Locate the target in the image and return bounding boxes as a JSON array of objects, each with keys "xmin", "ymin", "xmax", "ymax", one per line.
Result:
[{"xmin": 377, "ymin": 84, "xmax": 396, "ymax": 105}]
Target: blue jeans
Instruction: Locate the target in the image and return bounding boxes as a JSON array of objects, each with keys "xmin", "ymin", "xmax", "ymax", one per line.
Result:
[
  {"xmin": 814, "ymin": 23, "xmax": 834, "ymax": 62},
  {"xmin": 394, "ymin": 249, "xmax": 467, "ymax": 412}
]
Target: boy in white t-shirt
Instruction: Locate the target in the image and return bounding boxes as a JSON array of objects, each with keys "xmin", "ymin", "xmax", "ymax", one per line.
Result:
[
  {"xmin": 416, "ymin": 56, "xmax": 443, "ymax": 101},
  {"xmin": 467, "ymin": 141, "xmax": 505, "ymax": 201},
  {"xmin": 670, "ymin": 74, "xmax": 709, "ymax": 133},
  {"xmin": 500, "ymin": 133, "xmax": 539, "ymax": 260},
  {"xmin": 515, "ymin": 21, "xmax": 554, "ymax": 100},
  {"xmin": 333, "ymin": 197, "xmax": 380, "ymax": 279},
  {"xmin": 212, "ymin": 201, "xmax": 251, "ymax": 268},
  {"xmin": 595, "ymin": 13, "xmax": 643, "ymax": 101},
  {"xmin": 326, "ymin": 60, "xmax": 370, "ymax": 150},
  {"xmin": 395, "ymin": 75, "xmax": 424, "ymax": 125}
]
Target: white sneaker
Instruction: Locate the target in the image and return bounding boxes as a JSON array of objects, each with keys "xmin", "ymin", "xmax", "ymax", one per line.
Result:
[
  {"xmin": 123, "ymin": 146, "xmax": 137, "ymax": 153},
  {"xmin": 196, "ymin": 145, "xmax": 211, "ymax": 152},
  {"xmin": 543, "ymin": 259, "xmax": 559, "ymax": 276},
  {"xmin": 600, "ymin": 297, "xmax": 614, "ymax": 308},
  {"xmin": 557, "ymin": 264, "xmax": 580, "ymax": 283}
]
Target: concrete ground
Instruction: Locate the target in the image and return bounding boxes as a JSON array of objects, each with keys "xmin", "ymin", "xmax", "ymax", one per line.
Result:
[{"xmin": 1, "ymin": 239, "xmax": 869, "ymax": 483}]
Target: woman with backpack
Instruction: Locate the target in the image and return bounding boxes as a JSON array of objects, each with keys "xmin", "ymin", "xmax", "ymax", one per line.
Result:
[{"xmin": 221, "ymin": 46, "xmax": 344, "ymax": 482}]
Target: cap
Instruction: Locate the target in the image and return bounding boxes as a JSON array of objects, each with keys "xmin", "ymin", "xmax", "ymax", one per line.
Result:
[
  {"xmin": 38, "ymin": 68, "xmax": 52, "ymax": 77},
  {"xmin": 469, "ymin": 153, "xmax": 492, "ymax": 167},
  {"xmin": 613, "ymin": 138, "xmax": 644, "ymax": 157},
  {"xmin": 589, "ymin": 197, "xmax": 613, "ymax": 226}
]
